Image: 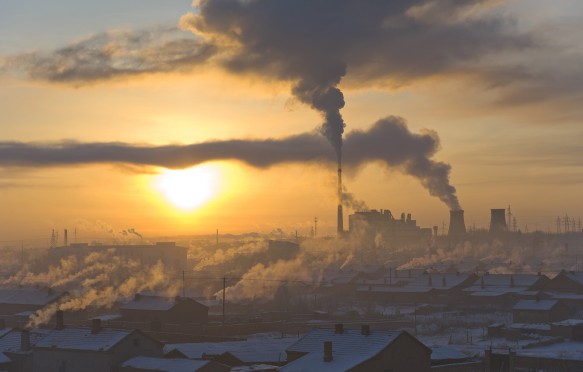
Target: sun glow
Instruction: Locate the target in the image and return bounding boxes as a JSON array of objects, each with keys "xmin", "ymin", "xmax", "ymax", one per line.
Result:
[{"xmin": 156, "ymin": 165, "xmax": 218, "ymax": 210}]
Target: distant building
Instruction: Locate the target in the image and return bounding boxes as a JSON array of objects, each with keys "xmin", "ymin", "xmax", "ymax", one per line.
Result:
[
  {"xmin": 512, "ymin": 299, "xmax": 570, "ymax": 323},
  {"xmin": 462, "ymin": 273, "xmax": 549, "ymax": 309},
  {"xmin": 283, "ymin": 325, "xmax": 431, "ymax": 372},
  {"xmin": 348, "ymin": 209, "xmax": 432, "ymax": 245},
  {"xmin": 47, "ymin": 242, "xmax": 187, "ymax": 270},
  {"xmin": 120, "ymin": 294, "xmax": 208, "ymax": 324}
]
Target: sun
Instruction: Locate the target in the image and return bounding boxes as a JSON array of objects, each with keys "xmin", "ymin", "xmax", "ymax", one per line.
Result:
[{"xmin": 155, "ymin": 165, "xmax": 218, "ymax": 210}]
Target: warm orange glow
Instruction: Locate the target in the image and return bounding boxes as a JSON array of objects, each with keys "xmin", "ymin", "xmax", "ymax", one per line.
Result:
[{"xmin": 155, "ymin": 165, "xmax": 218, "ymax": 210}]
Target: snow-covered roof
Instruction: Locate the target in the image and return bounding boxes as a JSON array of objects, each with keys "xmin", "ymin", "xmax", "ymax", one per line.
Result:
[
  {"xmin": 0, "ymin": 288, "xmax": 65, "ymax": 306},
  {"xmin": 34, "ymin": 327, "xmax": 134, "ymax": 351},
  {"xmin": 464, "ymin": 274, "xmax": 543, "ymax": 295},
  {"xmin": 513, "ymin": 299, "xmax": 559, "ymax": 311},
  {"xmin": 122, "ymin": 356, "xmax": 214, "ymax": 372},
  {"xmin": 0, "ymin": 352, "xmax": 10, "ymax": 364},
  {"xmin": 552, "ymin": 319, "xmax": 583, "ymax": 327},
  {"xmin": 517, "ymin": 341, "xmax": 583, "ymax": 361},
  {"xmin": 0, "ymin": 327, "xmax": 11, "ymax": 339},
  {"xmin": 430, "ymin": 346, "xmax": 469, "ymax": 361},
  {"xmin": 0, "ymin": 329, "xmax": 51, "ymax": 353},
  {"xmin": 121, "ymin": 295, "xmax": 177, "ymax": 311},
  {"xmin": 544, "ymin": 291, "xmax": 583, "ymax": 300},
  {"xmin": 164, "ymin": 336, "xmax": 295, "ymax": 361},
  {"xmin": 285, "ymin": 328, "xmax": 418, "ymax": 369},
  {"xmin": 358, "ymin": 273, "xmax": 474, "ymax": 293}
]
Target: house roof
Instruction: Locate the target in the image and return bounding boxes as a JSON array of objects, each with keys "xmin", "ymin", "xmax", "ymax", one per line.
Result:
[
  {"xmin": 464, "ymin": 274, "xmax": 544, "ymax": 294},
  {"xmin": 121, "ymin": 294, "xmax": 207, "ymax": 312},
  {"xmin": 430, "ymin": 346, "xmax": 469, "ymax": 361},
  {"xmin": 513, "ymin": 299, "xmax": 559, "ymax": 311},
  {"xmin": 358, "ymin": 273, "xmax": 475, "ymax": 293},
  {"xmin": 0, "ymin": 352, "xmax": 10, "ymax": 364},
  {"xmin": 0, "ymin": 329, "xmax": 51, "ymax": 353},
  {"xmin": 164, "ymin": 337, "xmax": 295, "ymax": 361},
  {"xmin": 122, "ymin": 356, "xmax": 215, "ymax": 372},
  {"xmin": 0, "ymin": 288, "xmax": 65, "ymax": 306},
  {"xmin": 34, "ymin": 327, "xmax": 135, "ymax": 352},
  {"xmin": 280, "ymin": 351, "xmax": 378, "ymax": 372}
]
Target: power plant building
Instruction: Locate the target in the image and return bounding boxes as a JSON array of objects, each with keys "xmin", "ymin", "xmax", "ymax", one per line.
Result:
[{"xmin": 348, "ymin": 209, "xmax": 432, "ymax": 244}]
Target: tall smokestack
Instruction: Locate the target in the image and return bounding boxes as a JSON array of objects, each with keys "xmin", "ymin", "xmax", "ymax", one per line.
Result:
[
  {"xmin": 490, "ymin": 209, "xmax": 507, "ymax": 233},
  {"xmin": 448, "ymin": 210, "xmax": 466, "ymax": 237},
  {"xmin": 337, "ymin": 168, "xmax": 343, "ymax": 234},
  {"xmin": 64, "ymin": 229, "xmax": 68, "ymax": 246}
]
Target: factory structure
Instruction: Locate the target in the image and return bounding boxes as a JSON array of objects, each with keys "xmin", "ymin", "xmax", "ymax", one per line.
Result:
[{"xmin": 347, "ymin": 209, "xmax": 433, "ymax": 245}]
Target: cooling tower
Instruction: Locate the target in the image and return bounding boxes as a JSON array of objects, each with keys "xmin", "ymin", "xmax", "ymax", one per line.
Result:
[
  {"xmin": 490, "ymin": 209, "xmax": 507, "ymax": 233},
  {"xmin": 448, "ymin": 210, "xmax": 466, "ymax": 236}
]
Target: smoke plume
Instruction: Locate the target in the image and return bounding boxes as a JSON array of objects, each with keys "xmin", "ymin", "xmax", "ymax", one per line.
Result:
[{"xmin": 0, "ymin": 117, "xmax": 460, "ymax": 209}]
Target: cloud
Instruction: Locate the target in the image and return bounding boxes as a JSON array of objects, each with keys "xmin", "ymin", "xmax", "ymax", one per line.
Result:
[
  {"xmin": 2, "ymin": 27, "xmax": 216, "ymax": 84},
  {"xmin": 0, "ymin": 116, "xmax": 460, "ymax": 209}
]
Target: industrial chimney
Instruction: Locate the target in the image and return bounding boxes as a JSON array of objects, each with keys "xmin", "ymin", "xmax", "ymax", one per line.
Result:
[
  {"xmin": 337, "ymin": 168, "xmax": 343, "ymax": 235},
  {"xmin": 490, "ymin": 209, "xmax": 507, "ymax": 233},
  {"xmin": 448, "ymin": 210, "xmax": 467, "ymax": 237}
]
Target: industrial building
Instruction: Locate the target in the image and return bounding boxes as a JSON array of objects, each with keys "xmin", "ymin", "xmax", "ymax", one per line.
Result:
[{"xmin": 348, "ymin": 209, "xmax": 432, "ymax": 245}]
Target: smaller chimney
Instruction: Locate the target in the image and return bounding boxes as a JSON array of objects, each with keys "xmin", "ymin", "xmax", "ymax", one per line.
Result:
[
  {"xmin": 91, "ymin": 319, "xmax": 101, "ymax": 334},
  {"xmin": 21, "ymin": 330, "xmax": 31, "ymax": 351},
  {"xmin": 361, "ymin": 325, "xmax": 370, "ymax": 336},
  {"xmin": 334, "ymin": 323, "xmax": 344, "ymax": 334},
  {"xmin": 323, "ymin": 341, "xmax": 333, "ymax": 362},
  {"xmin": 56, "ymin": 310, "xmax": 64, "ymax": 330}
]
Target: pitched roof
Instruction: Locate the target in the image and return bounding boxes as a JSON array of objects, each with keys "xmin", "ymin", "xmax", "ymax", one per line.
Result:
[
  {"xmin": 0, "ymin": 329, "xmax": 51, "ymax": 353},
  {"xmin": 513, "ymin": 299, "xmax": 559, "ymax": 311},
  {"xmin": 164, "ymin": 337, "xmax": 294, "ymax": 361},
  {"xmin": 34, "ymin": 327, "xmax": 134, "ymax": 352},
  {"xmin": 0, "ymin": 288, "xmax": 65, "ymax": 306},
  {"xmin": 122, "ymin": 356, "xmax": 215, "ymax": 372},
  {"xmin": 464, "ymin": 274, "xmax": 544, "ymax": 294},
  {"xmin": 121, "ymin": 295, "xmax": 207, "ymax": 312}
]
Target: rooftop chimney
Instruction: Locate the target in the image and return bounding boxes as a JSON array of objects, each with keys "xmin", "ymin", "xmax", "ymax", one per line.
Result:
[
  {"xmin": 324, "ymin": 341, "xmax": 333, "ymax": 362},
  {"xmin": 91, "ymin": 319, "xmax": 101, "ymax": 334},
  {"xmin": 448, "ymin": 210, "xmax": 467, "ymax": 237},
  {"xmin": 334, "ymin": 323, "xmax": 344, "ymax": 334},
  {"xmin": 21, "ymin": 330, "xmax": 31, "ymax": 351},
  {"xmin": 361, "ymin": 325, "xmax": 370, "ymax": 336},
  {"xmin": 489, "ymin": 209, "xmax": 507, "ymax": 233},
  {"xmin": 56, "ymin": 310, "xmax": 64, "ymax": 330}
]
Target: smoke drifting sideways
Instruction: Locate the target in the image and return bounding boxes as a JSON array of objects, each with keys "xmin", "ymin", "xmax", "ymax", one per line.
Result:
[
  {"xmin": 1, "ymin": 250, "xmax": 180, "ymax": 328},
  {"xmin": 0, "ymin": 117, "xmax": 460, "ymax": 210}
]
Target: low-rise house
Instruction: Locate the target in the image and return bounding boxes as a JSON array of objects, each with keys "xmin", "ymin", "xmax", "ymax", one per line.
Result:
[
  {"xmin": 0, "ymin": 288, "xmax": 67, "ymax": 316},
  {"xmin": 0, "ymin": 328, "xmax": 51, "ymax": 372},
  {"xmin": 120, "ymin": 294, "xmax": 208, "ymax": 324},
  {"xmin": 462, "ymin": 273, "xmax": 549, "ymax": 309},
  {"xmin": 512, "ymin": 299, "xmax": 570, "ymax": 323},
  {"xmin": 282, "ymin": 324, "xmax": 431, "ymax": 372},
  {"xmin": 32, "ymin": 319, "xmax": 163, "ymax": 372},
  {"xmin": 543, "ymin": 271, "xmax": 583, "ymax": 293},
  {"xmin": 121, "ymin": 356, "xmax": 229, "ymax": 372}
]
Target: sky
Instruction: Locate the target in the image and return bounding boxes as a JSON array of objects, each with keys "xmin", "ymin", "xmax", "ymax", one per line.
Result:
[{"xmin": 1, "ymin": 0, "xmax": 583, "ymax": 244}]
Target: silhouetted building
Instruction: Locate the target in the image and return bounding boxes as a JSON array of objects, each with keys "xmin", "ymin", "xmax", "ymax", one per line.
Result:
[
  {"xmin": 0, "ymin": 288, "xmax": 67, "ymax": 316},
  {"xmin": 120, "ymin": 294, "xmax": 208, "ymax": 324},
  {"xmin": 348, "ymin": 209, "xmax": 432, "ymax": 245},
  {"xmin": 490, "ymin": 208, "xmax": 508, "ymax": 233}
]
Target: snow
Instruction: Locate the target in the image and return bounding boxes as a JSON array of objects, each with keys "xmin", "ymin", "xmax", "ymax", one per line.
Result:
[
  {"xmin": 0, "ymin": 288, "xmax": 65, "ymax": 306},
  {"xmin": 35, "ymin": 327, "xmax": 132, "ymax": 351},
  {"xmin": 430, "ymin": 345, "xmax": 470, "ymax": 361},
  {"xmin": 122, "ymin": 356, "xmax": 213, "ymax": 372},
  {"xmin": 513, "ymin": 299, "xmax": 558, "ymax": 311},
  {"xmin": 164, "ymin": 334, "xmax": 296, "ymax": 362},
  {"xmin": 0, "ymin": 352, "xmax": 10, "ymax": 364},
  {"xmin": 280, "ymin": 351, "xmax": 373, "ymax": 372},
  {"xmin": 0, "ymin": 329, "xmax": 51, "ymax": 353}
]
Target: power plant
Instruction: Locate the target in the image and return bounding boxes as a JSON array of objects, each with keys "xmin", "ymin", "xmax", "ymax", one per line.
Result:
[
  {"xmin": 490, "ymin": 208, "xmax": 508, "ymax": 233},
  {"xmin": 448, "ymin": 210, "xmax": 467, "ymax": 237}
]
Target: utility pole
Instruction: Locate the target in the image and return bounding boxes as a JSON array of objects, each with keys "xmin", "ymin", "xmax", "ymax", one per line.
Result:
[{"xmin": 182, "ymin": 270, "xmax": 185, "ymax": 298}]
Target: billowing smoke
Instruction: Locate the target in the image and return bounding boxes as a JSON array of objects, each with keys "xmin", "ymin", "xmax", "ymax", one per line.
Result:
[
  {"xmin": 0, "ymin": 117, "xmax": 460, "ymax": 209},
  {"xmin": 2, "ymin": 249, "xmax": 179, "ymax": 328}
]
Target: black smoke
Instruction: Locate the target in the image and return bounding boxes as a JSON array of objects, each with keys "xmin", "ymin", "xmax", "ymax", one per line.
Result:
[{"xmin": 0, "ymin": 117, "xmax": 460, "ymax": 209}]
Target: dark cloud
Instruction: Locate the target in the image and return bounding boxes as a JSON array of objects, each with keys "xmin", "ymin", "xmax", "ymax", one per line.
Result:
[
  {"xmin": 0, "ymin": 117, "xmax": 460, "ymax": 210},
  {"xmin": 2, "ymin": 27, "xmax": 216, "ymax": 84}
]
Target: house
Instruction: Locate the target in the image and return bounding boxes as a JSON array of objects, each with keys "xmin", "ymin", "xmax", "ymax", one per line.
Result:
[
  {"xmin": 282, "ymin": 324, "xmax": 431, "ymax": 372},
  {"xmin": 0, "ymin": 288, "xmax": 67, "ymax": 315},
  {"xmin": 430, "ymin": 346, "xmax": 483, "ymax": 371},
  {"xmin": 32, "ymin": 318, "xmax": 163, "ymax": 372},
  {"xmin": 461, "ymin": 273, "xmax": 549, "ymax": 309},
  {"xmin": 512, "ymin": 299, "xmax": 570, "ymax": 323},
  {"xmin": 542, "ymin": 271, "xmax": 583, "ymax": 293},
  {"xmin": 121, "ymin": 356, "xmax": 229, "ymax": 372},
  {"xmin": 357, "ymin": 272, "xmax": 478, "ymax": 305},
  {"xmin": 120, "ymin": 294, "xmax": 208, "ymax": 324},
  {"xmin": 0, "ymin": 328, "xmax": 51, "ymax": 372}
]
